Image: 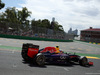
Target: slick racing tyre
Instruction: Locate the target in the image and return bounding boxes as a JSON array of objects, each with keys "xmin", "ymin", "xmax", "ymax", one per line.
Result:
[
  {"xmin": 79, "ymin": 56, "xmax": 88, "ymax": 66},
  {"xmin": 35, "ymin": 54, "xmax": 45, "ymax": 66}
]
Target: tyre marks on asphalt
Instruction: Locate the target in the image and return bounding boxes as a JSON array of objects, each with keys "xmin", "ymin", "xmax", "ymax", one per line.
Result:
[
  {"xmin": 70, "ymin": 47, "xmax": 74, "ymax": 49},
  {"xmin": 70, "ymin": 47, "xmax": 92, "ymax": 52},
  {"xmin": 0, "ymin": 38, "xmax": 100, "ymax": 60},
  {"xmin": 78, "ymin": 48, "xmax": 82, "ymax": 50},
  {"xmin": 0, "ymin": 38, "xmax": 24, "ymax": 44},
  {"xmin": 0, "ymin": 38, "xmax": 96, "ymax": 52},
  {"xmin": 86, "ymin": 49, "xmax": 91, "ymax": 51}
]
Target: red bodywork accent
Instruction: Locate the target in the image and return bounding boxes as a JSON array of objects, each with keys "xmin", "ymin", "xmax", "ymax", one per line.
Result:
[
  {"xmin": 40, "ymin": 47, "xmax": 57, "ymax": 53},
  {"xmin": 27, "ymin": 48, "xmax": 39, "ymax": 58},
  {"xmin": 88, "ymin": 61, "xmax": 93, "ymax": 66},
  {"xmin": 70, "ymin": 56, "xmax": 77, "ymax": 58}
]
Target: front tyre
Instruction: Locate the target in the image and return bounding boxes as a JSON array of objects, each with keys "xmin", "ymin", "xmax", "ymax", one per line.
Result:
[
  {"xmin": 79, "ymin": 57, "xmax": 88, "ymax": 66},
  {"xmin": 35, "ymin": 55, "xmax": 45, "ymax": 66}
]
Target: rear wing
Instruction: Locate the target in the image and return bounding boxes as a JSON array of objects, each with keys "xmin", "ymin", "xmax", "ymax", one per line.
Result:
[{"xmin": 23, "ymin": 43, "xmax": 39, "ymax": 58}]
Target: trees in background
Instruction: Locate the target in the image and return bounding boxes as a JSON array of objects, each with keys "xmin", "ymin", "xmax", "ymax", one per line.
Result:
[
  {"xmin": 0, "ymin": 7, "xmax": 64, "ymax": 32},
  {"xmin": 0, "ymin": 0, "xmax": 5, "ymax": 10},
  {"xmin": 0, "ymin": 7, "xmax": 31, "ymax": 31},
  {"xmin": 31, "ymin": 19, "xmax": 50, "ymax": 28},
  {"xmin": 31, "ymin": 19, "xmax": 64, "ymax": 31}
]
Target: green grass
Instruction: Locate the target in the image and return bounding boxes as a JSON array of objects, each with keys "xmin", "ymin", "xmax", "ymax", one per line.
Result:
[{"xmin": 0, "ymin": 45, "xmax": 21, "ymax": 50}]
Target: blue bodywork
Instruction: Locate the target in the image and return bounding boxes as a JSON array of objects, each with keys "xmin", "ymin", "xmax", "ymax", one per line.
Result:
[{"xmin": 39, "ymin": 50, "xmax": 80, "ymax": 64}]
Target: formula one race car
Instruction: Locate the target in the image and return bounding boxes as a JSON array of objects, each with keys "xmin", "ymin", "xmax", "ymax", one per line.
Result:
[{"xmin": 21, "ymin": 43, "xmax": 93, "ymax": 66}]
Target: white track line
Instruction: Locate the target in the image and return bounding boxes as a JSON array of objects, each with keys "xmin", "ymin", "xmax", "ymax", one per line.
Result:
[{"xmin": 85, "ymin": 73, "xmax": 100, "ymax": 75}]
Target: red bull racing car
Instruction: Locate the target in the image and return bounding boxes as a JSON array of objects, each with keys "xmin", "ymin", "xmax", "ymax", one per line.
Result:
[{"xmin": 21, "ymin": 43, "xmax": 93, "ymax": 66}]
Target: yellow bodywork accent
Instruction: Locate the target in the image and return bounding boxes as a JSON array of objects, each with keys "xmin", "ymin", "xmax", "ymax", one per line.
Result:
[{"xmin": 55, "ymin": 47, "xmax": 60, "ymax": 53}]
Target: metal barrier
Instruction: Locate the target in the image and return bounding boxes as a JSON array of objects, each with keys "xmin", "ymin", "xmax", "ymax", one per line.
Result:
[{"xmin": 0, "ymin": 23, "xmax": 74, "ymax": 40}]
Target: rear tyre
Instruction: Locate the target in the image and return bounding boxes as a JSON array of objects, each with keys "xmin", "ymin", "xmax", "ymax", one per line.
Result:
[
  {"xmin": 35, "ymin": 55, "xmax": 45, "ymax": 66},
  {"xmin": 79, "ymin": 57, "xmax": 88, "ymax": 66}
]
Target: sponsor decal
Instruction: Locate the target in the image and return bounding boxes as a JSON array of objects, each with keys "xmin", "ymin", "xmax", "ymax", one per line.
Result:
[
  {"xmin": 60, "ymin": 56, "xmax": 66, "ymax": 59},
  {"xmin": 28, "ymin": 48, "xmax": 38, "ymax": 52}
]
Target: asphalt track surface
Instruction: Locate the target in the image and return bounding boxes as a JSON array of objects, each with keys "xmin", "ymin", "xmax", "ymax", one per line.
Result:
[{"xmin": 0, "ymin": 38, "xmax": 100, "ymax": 75}]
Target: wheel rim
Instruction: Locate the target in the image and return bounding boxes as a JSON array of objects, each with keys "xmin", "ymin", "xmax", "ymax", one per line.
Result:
[
  {"xmin": 82, "ymin": 57, "xmax": 88, "ymax": 65},
  {"xmin": 36, "ymin": 56, "xmax": 45, "ymax": 65}
]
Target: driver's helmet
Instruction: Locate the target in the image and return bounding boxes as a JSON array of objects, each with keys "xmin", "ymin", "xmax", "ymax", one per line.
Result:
[{"xmin": 55, "ymin": 46, "xmax": 60, "ymax": 53}]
